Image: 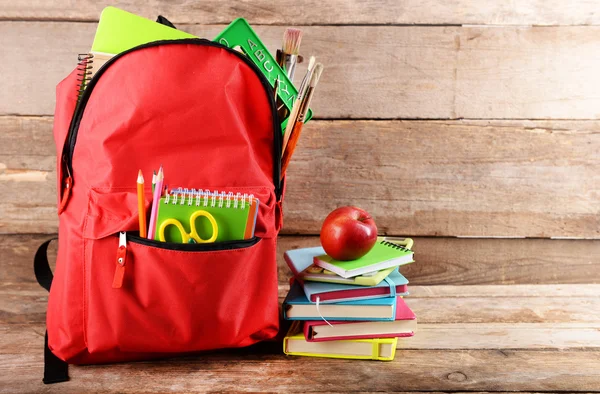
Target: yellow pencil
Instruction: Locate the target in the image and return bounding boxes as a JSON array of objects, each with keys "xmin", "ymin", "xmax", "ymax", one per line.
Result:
[{"xmin": 137, "ymin": 170, "xmax": 147, "ymax": 238}]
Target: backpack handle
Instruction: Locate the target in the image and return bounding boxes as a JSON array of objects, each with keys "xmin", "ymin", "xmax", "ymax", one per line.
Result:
[{"xmin": 156, "ymin": 15, "xmax": 177, "ymax": 29}]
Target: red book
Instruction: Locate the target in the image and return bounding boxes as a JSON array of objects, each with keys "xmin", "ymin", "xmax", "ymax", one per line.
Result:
[
  {"xmin": 307, "ymin": 282, "xmax": 408, "ymax": 303},
  {"xmin": 304, "ymin": 298, "xmax": 416, "ymax": 342}
]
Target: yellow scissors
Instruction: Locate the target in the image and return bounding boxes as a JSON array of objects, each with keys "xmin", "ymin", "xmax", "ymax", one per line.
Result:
[{"xmin": 158, "ymin": 210, "xmax": 219, "ymax": 244}]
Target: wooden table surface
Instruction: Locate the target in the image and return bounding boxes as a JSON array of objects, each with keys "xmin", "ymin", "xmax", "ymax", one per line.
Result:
[{"xmin": 1, "ymin": 235, "xmax": 599, "ymax": 393}]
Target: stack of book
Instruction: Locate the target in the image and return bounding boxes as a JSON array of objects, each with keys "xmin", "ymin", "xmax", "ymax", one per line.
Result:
[{"xmin": 282, "ymin": 238, "xmax": 417, "ymax": 361}]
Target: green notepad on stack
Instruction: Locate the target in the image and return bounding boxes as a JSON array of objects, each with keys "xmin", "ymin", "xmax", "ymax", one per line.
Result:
[
  {"xmin": 154, "ymin": 190, "xmax": 259, "ymax": 243},
  {"xmin": 314, "ymin": 238, "xmax": 414, "ymax": 278}
]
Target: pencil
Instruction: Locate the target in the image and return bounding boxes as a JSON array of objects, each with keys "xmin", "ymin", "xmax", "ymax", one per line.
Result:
[
  {"xmin": 147, "ymin": 166, "xmax": 164, "ymax": 239},
  {"xmin": 137, "ymin": 170, "xmax": 147, "ymax": 238},
  {"xmin": 151, "ymin": 170, "xmax": 156, "ymax": 193}
]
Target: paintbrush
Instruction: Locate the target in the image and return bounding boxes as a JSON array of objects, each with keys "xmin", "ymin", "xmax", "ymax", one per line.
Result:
[
  {"xmin": 297, "ymin": 55, "xmax": 316, "ymax": 97},
  {"xmin": 282, "ymin": 56, "xmax": 316, "ymax": 153},
  {"xmin": 278, "ymin": 28, "xmax": 302, "ymax": 81},
  {"xmin": 281, "ymin": 63, "xmax": 323, "ymax": 177}
]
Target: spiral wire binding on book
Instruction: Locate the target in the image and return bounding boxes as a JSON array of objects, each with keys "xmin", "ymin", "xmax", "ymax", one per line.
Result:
[
  {"xmin": 380, "ymin": 240, "xmax": 411, "ymax": 252},
  {"xmin": 165, "ymin": 189, "xmax": 255, "ymax": 210},
  {"xmin": 76, "ymin": 53, "xmax": 94, "ymax": 100}
]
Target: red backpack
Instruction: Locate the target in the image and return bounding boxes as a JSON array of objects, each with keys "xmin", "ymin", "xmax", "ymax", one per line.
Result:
[{"xmin": 35, "ymin": 36, "xmax": 284, "ymax": 383}]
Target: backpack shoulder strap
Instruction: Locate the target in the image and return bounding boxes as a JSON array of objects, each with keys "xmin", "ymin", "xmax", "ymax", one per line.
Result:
[
  {"xmin": 34, "ymin": 239, "xmax": 55, "ymax": 292},
  {"xmin": 34, "ymin": 238, "xmax": 69, "ymax": 384}
]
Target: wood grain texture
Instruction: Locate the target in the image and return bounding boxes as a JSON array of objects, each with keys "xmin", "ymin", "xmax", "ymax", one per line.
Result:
[
  {"xmin": 283, "ymin": 119, "xmax": 600, "ymax": 237},
  {"xmin": 6, "ymin": 285, "xmax": 599, "ymax": 325},
  {"xmin": 5, "ymin": 231, "xmax": 600, "ymax": 291},
  {"xmin": 2, "ymin": 0, "xmax": 600, "ymax": 26},
  {"xmin": 3, "ymin": 236, "xmax": 600, "ymax": 325},
  {"xmin": 1, "ymin": 347, "xmax": 599, "ymax": 392},
  {"xmin": 2, "ymin": 232, "xmax": 599, "ymax": 392},
  {"xmin": 3, "ymin": 117, "xmax": 600, "ymax": 238},
  {"xmin": 278, "ymin": 236, "xmax": 600, "ymax": 285},
  {"xmin": 457, "ymin": 26, "xmax": 600, "ymax": 119},
  {"xmin": 3, "ymin": 234, "xmax": 600, "ymax": 296},
  {"xmin": 0, "ymin": 22, "xmax": 458, "ymax": 118},
  {"xmin": 2, "ymin": 290, "xmax": 600, "ymax": 391},
  {"xmin": 0, "ymin": 116, "xmax": 57, "ymax": 234},
  {"xmin": 401, "ymin": 323, "xmax": 600, "ymax": 349},
  {"xmin": 7, "ymin": 23, "xmax": 600, "ymax": 120}
]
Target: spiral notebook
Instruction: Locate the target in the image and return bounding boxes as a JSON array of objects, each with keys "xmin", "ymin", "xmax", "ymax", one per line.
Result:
[
  {"xmin": 76, "ymin": 52, "xmax": 113, "ymax": 101},
  {"xmin": 314, "ymin": 238, "xmax": 414, "ymax": 278},
  {"xmin": 154, "ymin": 189, "xmax": 259, "ymax": 243}
]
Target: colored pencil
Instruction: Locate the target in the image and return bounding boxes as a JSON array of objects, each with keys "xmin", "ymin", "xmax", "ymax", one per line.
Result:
[
  {"xmin": 147, "ymin": 166, "xmax": 164, "ymax": 239},
  {"xmin": 137, "ymin": 170, "xmax": 147, "ymax": 238}
]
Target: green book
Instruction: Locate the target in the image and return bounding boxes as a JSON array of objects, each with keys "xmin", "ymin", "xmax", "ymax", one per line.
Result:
[
  {"xmin": 314, "ymin": 238, "xmax": 414, "ymax": 279},
  {"xmin": 154, "ymin": 190, "xmax": 259, "ymax": 243}
]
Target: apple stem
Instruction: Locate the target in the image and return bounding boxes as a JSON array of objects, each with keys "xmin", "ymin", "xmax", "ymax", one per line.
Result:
[{"xmin": 358, "ymin": 216, "xmax": 372, "ymax": 222}]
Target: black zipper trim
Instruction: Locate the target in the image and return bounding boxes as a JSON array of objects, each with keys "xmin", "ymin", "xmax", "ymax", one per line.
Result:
[
  {"xmin": 126, "ymin": 232, "xmax": 260, "ymax": 251},
  {"xmin": 64, "ymin": 38, "xmax": 282, "ymax": 199}
]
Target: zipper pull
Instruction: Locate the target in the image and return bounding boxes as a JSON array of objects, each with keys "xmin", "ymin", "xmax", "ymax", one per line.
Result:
[
  {"xmin": 112, "ymin": 232, "xmax": 127, "ymax": 289},
  {"xmin": 58, "ymin": 156, "xmax": 72, "ymax": 214}
]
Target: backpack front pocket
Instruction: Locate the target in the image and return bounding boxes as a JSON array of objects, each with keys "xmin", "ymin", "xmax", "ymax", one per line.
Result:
[
  {"xmin": 81, "ymin": 188, "xmax": 280, "ymax": 355},
  {"xmin": 84, "ymin": 233, "xmax": 279, "ymax": 354}
]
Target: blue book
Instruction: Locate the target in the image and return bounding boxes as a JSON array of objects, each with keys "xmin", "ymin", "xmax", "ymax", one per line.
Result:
[{"xmin": 283, "ymin": 282, "xmax": 397, "ymax": 321}]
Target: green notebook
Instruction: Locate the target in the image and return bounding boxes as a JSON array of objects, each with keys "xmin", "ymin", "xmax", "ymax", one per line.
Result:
[
  {"xmin": 91, "ymin": 6, "xmax": 195, "ymax": 54},
  {"xmin": 314, "ymin": 238, "xmax": 414, "ymax": 279},
  {"xmin": 154, "ymin": 190, "xmax": 259, "ymax": 243}
]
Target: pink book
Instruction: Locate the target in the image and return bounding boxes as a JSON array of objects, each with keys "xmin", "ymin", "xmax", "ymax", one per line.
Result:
[{"xmin": 304, "ymin": 297, "xmax": 417, "ymax": 342}]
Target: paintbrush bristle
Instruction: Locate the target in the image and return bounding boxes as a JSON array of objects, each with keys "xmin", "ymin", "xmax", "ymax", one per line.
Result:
[
  {"xmin": 309, "ymin": 63, "xmax": 323, "ymax": 88},
  {"xmin": 283, "ymin": 28, "xmax": 303, "ymax": 55},
  {"xmin": 307, "ymin": 56, "xmax": 316, "ymax": 71}
]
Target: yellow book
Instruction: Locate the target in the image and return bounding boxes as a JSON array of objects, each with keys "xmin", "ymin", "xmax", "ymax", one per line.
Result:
[{"xmin": 283, "ymin": 321, "xmax": 397, "ymax": 361}]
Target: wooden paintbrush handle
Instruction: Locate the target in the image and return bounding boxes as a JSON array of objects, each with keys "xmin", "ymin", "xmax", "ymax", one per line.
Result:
[{"xmin": 281, "ymin": 122, "xmax": 304, "ymax": 178}]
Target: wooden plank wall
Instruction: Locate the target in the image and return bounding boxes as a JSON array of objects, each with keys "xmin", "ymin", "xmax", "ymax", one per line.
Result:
[{"xmin": 1, "ymin": 1, "xmax": 599, "ymax": 284}]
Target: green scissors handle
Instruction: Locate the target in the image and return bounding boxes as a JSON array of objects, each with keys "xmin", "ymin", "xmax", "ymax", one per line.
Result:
[{"xmin": 158, "ymin": 210, "xmax": 219, "ymax": 244}]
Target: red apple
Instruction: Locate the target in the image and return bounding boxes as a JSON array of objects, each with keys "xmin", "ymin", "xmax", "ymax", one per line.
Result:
[{"xmin": 320, "ymin": 206, "xmax": 378, "ymax": 261}]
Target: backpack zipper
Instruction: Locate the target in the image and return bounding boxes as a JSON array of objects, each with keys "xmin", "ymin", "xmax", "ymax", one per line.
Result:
[
  {"xmin": 112, "ymin": 231, "xmax": 128, "ymax": 288},
  {"xmin": 61, "ymin": 38, "xmax": 282, "ymax": 210},
  {"xmin": 112, "ymin": 232, "xmax": 260, "ymax": 289},
  {"xmin": 126, "ymin": 232, "xmax": 260, "ymax": 251}
]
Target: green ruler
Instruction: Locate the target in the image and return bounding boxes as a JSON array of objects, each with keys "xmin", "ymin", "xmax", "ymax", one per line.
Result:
[{"xmin": 215, "ymin": 18, "xmax": 313, "ymax": 133}]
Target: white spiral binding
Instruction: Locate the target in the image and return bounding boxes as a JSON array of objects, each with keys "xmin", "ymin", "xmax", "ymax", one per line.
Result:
[
  {"xmin": 226, "ymin": 192, "xmax": 233, "ymax": 208},
  {"xmin": 180, "ymin": 188, "xmax": 188, "ymax": 205},
  {"xmin": 218, "ymin": 191, "xmax": 226, "ymax": 208},
  {"xmin": 163, "ymin": 188, "xmax": 255, "ymax": 209},
  {"xmin": 234, "ymin": 192, "xmax": 242, "ymax": 209}
]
